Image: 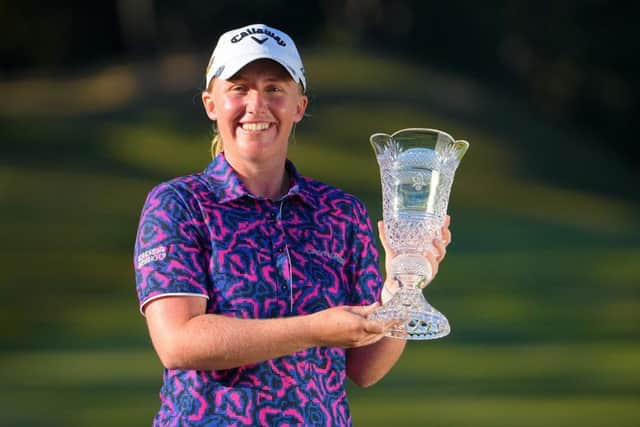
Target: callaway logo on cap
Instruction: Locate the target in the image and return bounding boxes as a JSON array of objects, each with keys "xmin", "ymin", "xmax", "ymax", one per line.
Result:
[{"xmin": 205, "ymin": 24, "xmax": 307, "ymax": 91}]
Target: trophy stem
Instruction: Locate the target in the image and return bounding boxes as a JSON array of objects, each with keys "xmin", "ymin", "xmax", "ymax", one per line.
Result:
[{"xmin": 370, "ymin": 285, "xmax": 450, "ymax": 340}]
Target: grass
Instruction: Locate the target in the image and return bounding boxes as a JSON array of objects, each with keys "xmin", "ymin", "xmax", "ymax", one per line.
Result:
[{"xmin": 1, "ymin": 45, "xmax": 638, "ymax": 426}]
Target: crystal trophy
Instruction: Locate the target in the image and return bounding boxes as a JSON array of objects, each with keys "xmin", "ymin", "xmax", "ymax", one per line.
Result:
[{"xmin": 369, "ymin": 128, "xmax": 469, "ymax": 340}]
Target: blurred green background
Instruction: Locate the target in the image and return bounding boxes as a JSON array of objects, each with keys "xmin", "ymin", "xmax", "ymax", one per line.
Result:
[{"xmin": 1, "ymin": 2, "xmax": 638, "ymax": 426}]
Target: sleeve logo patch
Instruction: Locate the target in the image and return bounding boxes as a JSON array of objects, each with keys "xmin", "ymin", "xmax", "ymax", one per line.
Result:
[{"xmin": 137, "ymin": 246, "xmax": 167, "ymax": 268}]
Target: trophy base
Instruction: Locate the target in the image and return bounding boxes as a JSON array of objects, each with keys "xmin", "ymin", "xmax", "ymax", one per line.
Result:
[{"xmin": 370, "ymin": 288, "xmax": 450, "ymax": 340}]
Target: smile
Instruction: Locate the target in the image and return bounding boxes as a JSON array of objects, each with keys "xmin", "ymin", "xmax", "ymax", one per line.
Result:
[{"xmin": 241, "ymin": 122, "xmax": 272, "ymax": 131}]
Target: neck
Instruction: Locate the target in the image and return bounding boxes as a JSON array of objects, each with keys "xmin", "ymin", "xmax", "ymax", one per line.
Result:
[{"xmin": 227, "ymin": 156, "xmax": 290, "ymax": 200}]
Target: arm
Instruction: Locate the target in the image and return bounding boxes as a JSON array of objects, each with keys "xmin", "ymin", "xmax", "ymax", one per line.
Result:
[
  {"xmin": 145, "ymin": 296, "xmax": 388, "ymax": 371},
  {"xmin": 346, "ymin": 216, "xmax": 452, "ymax": 387},
  {"xmin": 137, "ymin": 185, "xmax": 389, "ymax": 371},
  {"xmin": 346, "ymin": 326, "xmax": 406, "ymax": 387}
]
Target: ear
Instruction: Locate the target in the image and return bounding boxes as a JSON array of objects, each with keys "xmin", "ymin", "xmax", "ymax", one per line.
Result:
[
  {"xmin": 293, "ymin": 95, "xmax": 308, "ymax": 123},
  {"xmin": 201, "ymin": 91, "xmax": 217, "ymax": 121}
]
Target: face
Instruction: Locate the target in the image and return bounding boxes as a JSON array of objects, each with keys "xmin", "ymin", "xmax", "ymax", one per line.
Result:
[{"xmin": 202, "ymin": 59, "xmax": 308, "ymax": 167}]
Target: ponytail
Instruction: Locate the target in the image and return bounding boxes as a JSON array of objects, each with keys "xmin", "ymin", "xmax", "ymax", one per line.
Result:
[{"xmin": 210, "ymin": 131, "xmax": 223, "ymax": 159}]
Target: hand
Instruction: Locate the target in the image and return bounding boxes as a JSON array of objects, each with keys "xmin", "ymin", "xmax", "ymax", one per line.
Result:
[
  {"xmin": 310, "ymin": 303, "xmax": 389, "ymax": 348},
  {"xmin": 377, "ymin": 220, "xmax": 396, "ymax": 277},
  {"xmin": 423, "ymin": 215, "xmax": 452, "ymax": 283},
  {"xmin": 378, "ymin": 215, "xmax": 452, "ymax": 293}
]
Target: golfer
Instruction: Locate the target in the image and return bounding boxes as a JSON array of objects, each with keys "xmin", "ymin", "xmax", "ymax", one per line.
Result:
[{"xmin": 134, "ymin": 23, "xmax": 451, "ymax": 426}]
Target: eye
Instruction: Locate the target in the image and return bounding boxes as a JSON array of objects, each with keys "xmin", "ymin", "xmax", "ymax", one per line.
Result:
[
  {"xmin": 229, "ymin": 84, "xmax": 248, "ymax": 92},
  {"xmin": 266, "ymin": 84, "xmax": 284, "ymax": 94}
]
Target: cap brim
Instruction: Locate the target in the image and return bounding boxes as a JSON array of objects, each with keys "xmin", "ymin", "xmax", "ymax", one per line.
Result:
[{"xmin": 214, "ymin": 54, "xmax": 305, "ymax": 90}]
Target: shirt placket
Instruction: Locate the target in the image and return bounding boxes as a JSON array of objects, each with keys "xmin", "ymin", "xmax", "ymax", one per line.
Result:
[{"xmin": 266, "ymin": 199, "xmax": 293, "ymax": 315}]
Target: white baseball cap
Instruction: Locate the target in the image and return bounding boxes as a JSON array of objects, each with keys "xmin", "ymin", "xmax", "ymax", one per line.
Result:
[{"xmin": 205, "ymin": 24, "xmax": 306, "ymax": 91}]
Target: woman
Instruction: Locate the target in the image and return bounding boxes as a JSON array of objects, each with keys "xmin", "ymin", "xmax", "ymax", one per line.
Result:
[{"xmin": 134, "ymin": 23, "xmax": 451, "ymax": 426}]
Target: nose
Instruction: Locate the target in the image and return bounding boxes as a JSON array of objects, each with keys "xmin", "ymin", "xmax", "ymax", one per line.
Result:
[{"xmin": 246, "ymin": 89, "xmax": 267, "ymax": 114}]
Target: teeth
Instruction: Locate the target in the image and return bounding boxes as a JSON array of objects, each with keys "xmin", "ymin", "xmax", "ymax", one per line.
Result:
[{"xmin": 241, "ymin": 122, "xmax": 270, "ymax": 131}]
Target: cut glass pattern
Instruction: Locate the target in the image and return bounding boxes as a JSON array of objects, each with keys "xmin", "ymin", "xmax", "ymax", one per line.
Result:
[{"xmin": 369, "ymin": 128, "xmax": 468, "ymax": 340}]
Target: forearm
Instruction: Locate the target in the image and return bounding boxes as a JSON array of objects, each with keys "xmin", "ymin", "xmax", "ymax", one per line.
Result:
[
  {"xmin": 145, "ymin": 297, "xmax": 315, "ymax": 370},
  {"xmin": 146, "ymin": 296, "xmax": 387, "ymax": 371},
  {"xmin": 179, "ymin": 314, "xmax": 314, "ymax": 370},
  {"xmin": 346, "ymin": 336, "xmax": 406, "ymax": 387}
]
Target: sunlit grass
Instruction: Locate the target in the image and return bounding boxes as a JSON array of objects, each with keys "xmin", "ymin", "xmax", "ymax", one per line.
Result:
[
  {"xmin": 1, "ymin": 344, "xmax": 638, "ymax": 426},
  {"xmin": 104, "ymin": 123, "xmax": 209, "ymax": 177},
  {"xmin": 1, "ymin": 45, "xmax": 638, "ymax": 427},
  {"xmin": 349, "ymin": 396, "xmax": 640, "ymax": 427}
]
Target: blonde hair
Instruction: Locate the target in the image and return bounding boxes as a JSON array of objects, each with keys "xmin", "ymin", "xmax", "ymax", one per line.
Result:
[
  {"xmin": 210, "ymin": 132, "xmax": 223, "ymax": 159},
  {"xmin": 204, "ymin": 74, "xmax": 224, "ymax": 159}
]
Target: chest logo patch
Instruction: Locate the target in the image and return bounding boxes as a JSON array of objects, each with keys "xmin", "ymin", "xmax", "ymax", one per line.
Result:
[{"xmin": 306, "ymin": 248, "xmax": 345, "ymax": 266}]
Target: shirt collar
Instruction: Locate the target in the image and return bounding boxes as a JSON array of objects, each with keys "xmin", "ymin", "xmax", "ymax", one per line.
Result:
[
  {"xmin": 285, "ymin": 159, "xmax": 319, "ymax": 209},
  {"xmin": 204, "ymin": 153, "xmax": 319, "ymax": 208}
]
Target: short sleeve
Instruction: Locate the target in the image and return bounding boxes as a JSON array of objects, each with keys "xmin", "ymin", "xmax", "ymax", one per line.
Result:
[
  {"xmin": 348, "ymin": 199, "xmax": 383, "ymax": 305},
  {"xmin": 134, "ymin": 183, "xmax": 210, "ymax": 314}
]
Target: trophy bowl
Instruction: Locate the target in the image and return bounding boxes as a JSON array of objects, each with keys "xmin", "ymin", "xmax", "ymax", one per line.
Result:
[{"xmin": 368, "ymin": 128, "xmax": 469, "ymax": 340}]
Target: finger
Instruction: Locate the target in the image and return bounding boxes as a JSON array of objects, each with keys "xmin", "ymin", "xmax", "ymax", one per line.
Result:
[
  {"xmin": 380, "ymin": 318, "xmax": 402, "ymax": 332},
  {"xmin": 432, "ymin": 238, "xmax": 447, "ymax": 261},
  {"xmin": 385, "ymin": 279, "xmax": 399, "ymax": 292},
  {"xmin": 388, "ymin": 319, "xmax": 405, "ymax": 330},
  {"xmin": 423, "ymin": 250, "xmax": 439, "ymax": 280},
  {"xmin": 381, "ymin": 278, "xmax": 403, "ymax": 305},
  {"xmin": 353, "ymin": 302, "xmax": 380, "ymax": 317},
  {"xmin": 442, "ymin": 227, "xmax": 452, "ymax": 246},
  {"xmin": 380, "ymin": 285, "xmax": 395, "ymax": 305},
  {"xmin": 441, "ymin": 215, "xmax": 452, "ymax": 245},
  {"xmin": 359, "ymin": 333, "xmax": 386, "ymax": 347},
  {"xmin": 363, "ymin": 319, "xmax": 385, "ymax": 334},
  {"xmin": 362, "ymin": 326, "xmax": 388, "ymax": 343},
  {"xmin": 377, "ymin": 221, "xmax": 393, "ymax": 254}
]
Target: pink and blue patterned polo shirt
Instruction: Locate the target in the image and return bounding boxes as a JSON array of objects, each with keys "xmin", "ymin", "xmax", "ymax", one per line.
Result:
[{"xmin": 134, "ymin": 153, "xmax": 382, "ymax": 426}]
